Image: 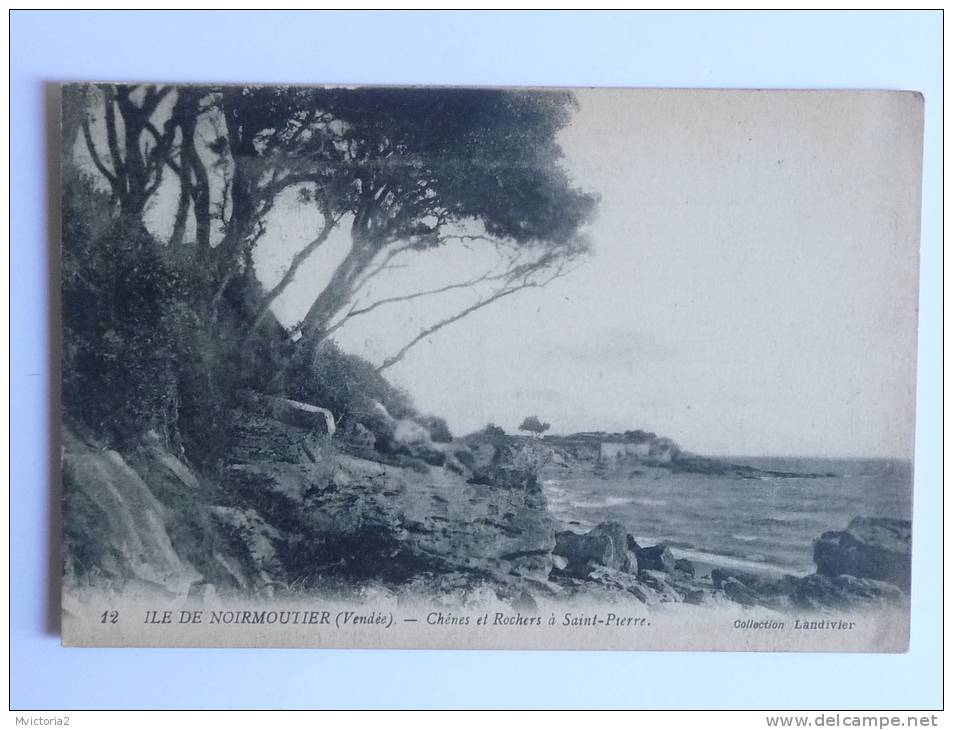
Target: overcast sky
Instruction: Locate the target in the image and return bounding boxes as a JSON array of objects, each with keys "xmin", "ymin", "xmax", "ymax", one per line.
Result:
[
  {"xmin": 269, "ymin": 89, "xmax": 918, "ymax": 458},
  {"xmin": 115, "ymin": 87, "xmax": 924, "ymax": 458}
]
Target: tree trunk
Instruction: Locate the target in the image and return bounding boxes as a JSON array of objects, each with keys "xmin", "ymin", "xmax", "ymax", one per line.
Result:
[
  {"xmin": 247, "ymin": 213, "xmax": 339, "ymax": 336},
  {"xmin": 297, "ymin": 223, "xmax": 376, "ymax": 342},
  {"xmin": 169, "ymin": 174, "xmax": 191, "ymax": 248},
  {"xmin": 116, "ymin": 91, "xmax": 149, "ymax": 221},
  {"xmin": 191, "ymin": 164, "xmax": 212, "ymax": 250},
  {"xmin": 176, "ymin": 89, "xmax": 211, "ymax": 250},
  {"xmin": 213, "ymin": 90, "xmax": 259, "ymax": 295}
]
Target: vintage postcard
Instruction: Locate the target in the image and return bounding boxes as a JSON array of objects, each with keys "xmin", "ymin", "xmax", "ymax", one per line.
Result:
[{"xmin": 59, "ymin": 84, "xmax": 923, "ymax": 650}]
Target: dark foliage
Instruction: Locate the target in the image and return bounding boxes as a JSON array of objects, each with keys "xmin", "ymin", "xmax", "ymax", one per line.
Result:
[
  {"xmin": 519, "ymin": 415, "xmax": 551, "ymax": 437},
  {"xmin": 279, "ymin": 341, "xmax": 416, "ymax": 452},
  {"xmin": 63, "ymin": 83, "xmax": 595, "ymax": 474},
  {"xmin": 623, "ymin": 429, "xmax": 657, "ymax": 444},
  {"xmin": 317, "ymin": 87, "xmax": 596, "ymax": 245},
  {"xmin": 416, "ymin": 415, "xmax": 453, "ymax": 443},
  {"xmin": 61, "ymin": 173, "xmax": 183, "ymax": 447}
]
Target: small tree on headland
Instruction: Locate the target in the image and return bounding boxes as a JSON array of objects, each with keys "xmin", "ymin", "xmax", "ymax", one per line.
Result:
[
  {"xmin": 482, "ymin": 423, "xmax": 506, "ymax": 439},
  {"xmin": 519, "ymin": 416, "xmax": 551, "ymax": 439}
]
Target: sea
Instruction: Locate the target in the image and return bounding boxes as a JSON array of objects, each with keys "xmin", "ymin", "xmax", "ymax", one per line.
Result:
[{"xmin": 542, "ymin": 457, "xmax": 913, "ymax": 577}]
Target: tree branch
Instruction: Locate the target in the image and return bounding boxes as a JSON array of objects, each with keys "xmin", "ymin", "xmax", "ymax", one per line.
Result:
[
  {"xmin": 80, "ymin": 119, "xmax": 118, "ymax": 186},
  {"xmin": 375, "ymin": 265, "xmax": 567, "ymax": 372},
  {"xmin": 100, "ymin": 87, "xmax": 126, "ymax": 195},
  {"xmin": 323, "ymin": 266, "xmax": 515, "ymax": 337},
  {"xmin": 248, "ymin": 207, "xmax": 345, "ymax": 334},
  {"xmin": 348, "ymin": 241, "xmax": 414, "ymax": 295},
  {"xmin": 139, "ymin": 85, "xmax": 172, "ymax": 119},
  {"xmin": 375, "ymin": 285, "xmax": 523, "ymax": 373},
  {"xmin": 143, "ymin": 120, "xmax": 181, "ymax": 176}
]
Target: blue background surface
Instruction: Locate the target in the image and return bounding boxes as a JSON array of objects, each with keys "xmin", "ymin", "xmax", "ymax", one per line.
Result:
[{"xmin": 10, "ymin": 10, "xmax": 942, "ymax": 710}]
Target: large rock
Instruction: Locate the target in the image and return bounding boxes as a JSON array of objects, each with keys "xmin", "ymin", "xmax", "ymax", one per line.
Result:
[
  {"xmin": 814, "ymin": 517, "xmax": 911, "ymax": 591},
  {"xmin": 708, "ymin": 567, "xmax": 908, "ymax": 612},
  {"xmin": 583, "ymin": 566, "xmax": 656, "ymax": 604},
  {"xmin": 674, "ymin": 558, "xmax": 695, "ymax": 578},
  {"xmin": 61, "ymin": 429, "xmax": 202, "ymax": 594},
  {"xmin": 467, "ymin": 440, "xmax": 552, "ymax": 491},
  {"xmin": 469, "ymin": 463, "xmax": 537, "ymax": 490},
  {"xmin": 208, "ymin": 506, "xmax": 285, "ymax": 588},
  {"xmin": 638, "ymin": 569, "xmax": 682, "ymax": 603},
  {"xmin": 709, "ymin": 569, "xmax": 796, "ymax": 610},
  {"xmin": 64, "ymin": 402, "xmax": 561, "ymax": 605},
  {"xmin": 228, "ymin": 413, "xmax": 330, "ymax": 464},
  {"xmin": 221, "ymin": 443, "xmax": 558, "ymax": 591},
  {"xmin": 789, "ymin": 574, "xmax": 907, "ymax": 611},
  {"xmin": 343, "ymin": 422, "xmax": 376, "ymax": 451},
  {"xmin": 236, "ymin": 390, "xmax": 336, "ymax": 435},
  {"xmin": 712, "ymin": 567, "xmax": 758, "ymax": 591},
  {"xmin": 553, "ymin": 521, "xmax": 638, "ymax": 576},
  {"xmin": 639, "ymin": 544, "xmax": 676, "ymax": 573},
  {"xmin": 722, "ymin": 577, "xmax": 760, "ymax": 607},
  {"xmin": 222, "ymin": 461, "xmax": 330, "ymax": 525}
]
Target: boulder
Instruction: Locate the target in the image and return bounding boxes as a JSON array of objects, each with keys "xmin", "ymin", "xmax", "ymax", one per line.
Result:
[
  {"xmin": 468, "ymin": 463, "xmax": 537, "ymax": 490},
  {"xmin": 236, "ymin": 390, "xmax": 336, "ymax": 435},
  {"xmin": 227, "ymin": 413, "xmax": 327, "ymax": 464},
  {"xmin": 209, "ymin": 506, "xmax": 285, "ymax": 586},
  {"xmin": 706, "ymin": 567, "xmax": 909, "ymax": 612},
  {"xmin": 553, "ymin": 521, "xmax": 638, "ymax": 576},
  {"xmin": 467, "ymin": 440, "xmax": 554, "ymax": 491},
  {"xmin": 790, "ymin": 573, "xmax": 906, "ymax": 611},
  {"xmin": 61, "ymin": 429, "xmax": 203, "ymax": 594},
  {"xmin": 674, "ymin": 558, "xmax": 695, "ymax": 578},
  {"xmin": 710, "ymin": 568, "xmax": 780, "ymax": 595},
  {"xmin": 813, "ymin": 517, "xmax": 911, "ymax": 591},
  {"xmin": 639, "ymin": 544, "xmax": 676, "ymax": 573},
  {"xmin": 638, "ymin": 569, "xmax": 682, "ymax": 603},
  {"xmin": 280, "ymin": 453, "xmax": 561, "ymax": 590},
  {"xmin": 682, "ymin": 588, "xmax": 707, "ymax": 605},
  {"xmin": 344, "ymin": 422, "xmax": 376, "ymax": 451},
  {"xmin": 394, "ymin": 426, "xmax": 448, "ymax": 464},
  {"xmin": 419, "ymin": 449, "xmax": 447, "ymax": 467},
  {"xmin": 584, "ymin": 565, "xmax": 656, "ymax": 604},
  {"xmin": 828, "ymin": 575, "xmax": 907, "ymax": 608},
  {"xmin": 709, "ymin": 568, "xmax": 732, "ymax": 590},
  {"xmin": 722, "ymin": 577, "xmax": 759, "ymax": 607}
]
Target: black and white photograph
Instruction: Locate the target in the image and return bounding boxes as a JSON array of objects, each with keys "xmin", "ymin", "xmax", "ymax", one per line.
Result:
[{"xmin": 59, "ymin": 83, "xmax": 923, "ymax": 651}]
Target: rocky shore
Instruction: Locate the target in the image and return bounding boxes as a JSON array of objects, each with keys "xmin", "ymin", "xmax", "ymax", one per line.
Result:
[
  {"xmin": 62, "ymin": 393, "xmax": 911, "ymax": 615},
  {"xmin": 547, "ymin": 517, "xmax": 910, "ymax": 612}
]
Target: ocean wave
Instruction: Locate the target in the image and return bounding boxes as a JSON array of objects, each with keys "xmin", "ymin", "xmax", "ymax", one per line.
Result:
[
  {"xmin": 571, "ymin": 496, "xmax": 634, "ymax": 509},
  {"xmin": 649, "ymin": 538, "xmax": 695, "ymax": 550},
  {"xmin": 670, "ymin": 545, "xmax": 807, "ymax": 577}
]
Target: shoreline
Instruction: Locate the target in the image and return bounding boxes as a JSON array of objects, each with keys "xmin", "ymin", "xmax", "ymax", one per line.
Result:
[{"xmin": 541, "ymin": 481, "xmax": 813, "ymax": 582}]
